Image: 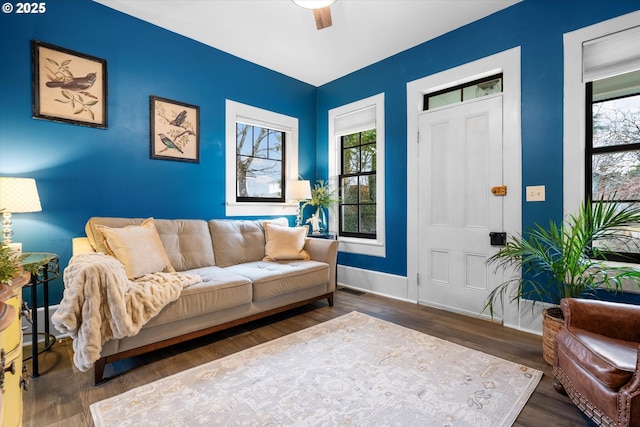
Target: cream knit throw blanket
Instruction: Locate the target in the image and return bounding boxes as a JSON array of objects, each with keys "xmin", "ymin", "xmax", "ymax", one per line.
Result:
[{"xmin": 52, "ymin": 252, "xmax": 201, "ymax": 372}]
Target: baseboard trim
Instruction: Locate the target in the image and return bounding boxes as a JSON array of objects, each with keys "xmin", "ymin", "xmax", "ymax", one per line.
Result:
[
  {"xmin": 22, "ymin": 303, "xmax": 68, "ymax": 346},
  {"xmin": 337, "ymin": 265, "xmax": 412, "ymax": 303}
]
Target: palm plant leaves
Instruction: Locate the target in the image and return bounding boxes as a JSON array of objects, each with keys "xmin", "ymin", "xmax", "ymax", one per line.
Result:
[{"xmin": 485, "ymin": 198, "xmax": 640, "ymax": 318}]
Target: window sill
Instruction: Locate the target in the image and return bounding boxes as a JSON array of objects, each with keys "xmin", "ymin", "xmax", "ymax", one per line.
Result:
[
  {"xmin": 337, "ymin": 235, "xmax": 385, "ymax": 257},
  {"xmin": 225, "ymin": 202, "xmax": 298, "ymax": 217},
  {"xmin": 596, "ymin": 260, "xmax": 640, "ymax": 294}
]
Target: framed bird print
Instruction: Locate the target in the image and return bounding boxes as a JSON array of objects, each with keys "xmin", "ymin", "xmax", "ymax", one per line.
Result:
[
  {"xmin": 32, "ymin": 40, "xmax": 107, "ymax": 128},
  {"xmin": 150, "ymin": 96, "xmax": 200, "ymax": 163}
]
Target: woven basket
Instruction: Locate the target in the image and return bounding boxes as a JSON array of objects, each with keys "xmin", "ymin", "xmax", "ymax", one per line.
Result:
[{"xmin": 542, "ymin": 307, "xmax": 564, "ymax": 365}]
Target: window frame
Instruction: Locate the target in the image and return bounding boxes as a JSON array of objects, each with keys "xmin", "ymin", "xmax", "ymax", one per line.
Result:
[
  {"xmin": 585, "ymin": 80, "xmax": 640, "ymax": 263},
  {"xmin": 339, "ymin": 130, "xmax": 377, "ymax": 239},
  {"xmin": 235, "ymin": 123, "xmax": 286, "ymax": 203},
  {"xmin": 328, "ymin": 93, "xmax": 385, "ymax": 257},
  {"xmin": 225, "ymin": 99, "xmax": 299, "ymax": 217}
]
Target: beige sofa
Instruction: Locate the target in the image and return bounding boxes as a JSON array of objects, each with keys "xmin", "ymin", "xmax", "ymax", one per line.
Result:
[{"xmin": 71, "ymin": 217, "xmax": 338, "ymax": 384}]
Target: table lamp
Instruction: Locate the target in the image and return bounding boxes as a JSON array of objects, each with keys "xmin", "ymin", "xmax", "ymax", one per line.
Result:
[
  {"xmin": 287, "ymin": 180, "xmax": 312, "ymax": 227},
  {"xmin": 0, "ymin": 177, "xmax": 42, "ymax": 251}
]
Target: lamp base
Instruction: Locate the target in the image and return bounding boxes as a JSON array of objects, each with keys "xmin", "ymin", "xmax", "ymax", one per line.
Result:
[{"xmin": 2, "ymin": 211, "xmax": 13, "ymax": 245}]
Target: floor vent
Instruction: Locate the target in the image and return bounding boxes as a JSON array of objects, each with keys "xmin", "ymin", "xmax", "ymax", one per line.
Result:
[{"xmin": 338, "ymin": 287, "xmax": 366, "ymax": 296}]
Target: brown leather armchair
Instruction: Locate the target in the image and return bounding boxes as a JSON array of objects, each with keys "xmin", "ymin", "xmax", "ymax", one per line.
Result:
[{"xmin": 553, "ymin": 298, "xmax": 640, "ymax": 427}]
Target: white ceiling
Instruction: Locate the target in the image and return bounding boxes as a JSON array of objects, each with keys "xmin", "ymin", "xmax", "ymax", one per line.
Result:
[{"xmin": 94, "ymin": 0, "xmax": 520, "ymax": 87}]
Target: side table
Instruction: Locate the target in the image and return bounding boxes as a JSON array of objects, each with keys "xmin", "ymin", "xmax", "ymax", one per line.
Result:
[
  {"xmin": 307, "ymin": 231, "xmax": 337, "ymax": 240},
  {"xmin": 21, "ymin": 252, "xmax": 59, "ymax": 377}
]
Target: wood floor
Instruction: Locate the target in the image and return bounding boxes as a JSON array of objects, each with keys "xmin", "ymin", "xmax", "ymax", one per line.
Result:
[{"xmin": 22, "ymin": 288, "xmax": 594, "ymax": 426}]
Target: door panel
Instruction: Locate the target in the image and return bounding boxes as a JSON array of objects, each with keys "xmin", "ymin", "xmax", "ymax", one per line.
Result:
[{"xmin": 418, "ymin": 95, "xmax": 503, "ymax": 318}]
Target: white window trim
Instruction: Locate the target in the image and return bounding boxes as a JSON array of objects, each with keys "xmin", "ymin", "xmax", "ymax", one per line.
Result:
[
  {"xmin": 328, "ymin": 93, "xmax": 386, "ymax": 257},
  {"xmin": 564, "ymin": 11, "xmax": 640, "ymax": 294},
  {"xmin": 225, "ymin": 99, "xmax": 299, "ymax": 217},
  {"xmin": 564, "ymin": 10, "xmax": 640, "ymax": 218}
]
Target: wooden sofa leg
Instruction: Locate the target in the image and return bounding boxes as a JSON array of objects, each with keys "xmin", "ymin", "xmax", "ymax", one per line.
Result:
[
  {"xmin": 328, "ymin": 293, "xmax": 334, "ymax": 307},
  {"xmin": 553, "ymin": 379, "xmax": 567, "ymax": 395},
  {"xmin": 94, "ymin": 357, "xmax": 107, "ymax": 385}
]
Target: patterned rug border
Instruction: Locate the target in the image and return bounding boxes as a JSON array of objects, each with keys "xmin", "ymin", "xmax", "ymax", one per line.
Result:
[{"xmin": 91, "ymin": 311, "xmax": 543, "ymax": 426}]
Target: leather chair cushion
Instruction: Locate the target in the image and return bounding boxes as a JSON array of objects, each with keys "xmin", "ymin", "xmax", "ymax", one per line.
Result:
[{"xmin": 557, "ymin": 326, "xmax": 637, "ymax": 390}]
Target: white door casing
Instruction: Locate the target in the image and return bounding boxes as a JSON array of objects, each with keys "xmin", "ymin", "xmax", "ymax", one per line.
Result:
[
  {"xmin": 418, "ymin": 95, "xmax": 504, "ymax": 318},
  {"xmin": 407, "ymin": 47, "xmax": 523, "ymax": 329}
]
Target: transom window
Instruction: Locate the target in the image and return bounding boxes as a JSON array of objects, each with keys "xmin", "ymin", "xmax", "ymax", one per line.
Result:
[
  {"xmin": 236, "ymin": 123, "xmax": 285, "ymax": 202},
  {"xmin": 586, "ymin": 69, "xmax": 640, "ymax": 261},
  {"xmin": 423, "ymin": 74, "xmax": 503, "ymax": 110},
  {"xmin": 340, "ymin": 129, "xmax": 376, "ymax": 239}
]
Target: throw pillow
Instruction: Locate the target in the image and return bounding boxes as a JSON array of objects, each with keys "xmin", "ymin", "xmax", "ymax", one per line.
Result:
[
  {"xmin": 96, "ymin": 218, "xmax": 175, "ymax": 279},
  {"xmin": 263, "ymin": 222, "xmax": 310, "ymax": 261}
]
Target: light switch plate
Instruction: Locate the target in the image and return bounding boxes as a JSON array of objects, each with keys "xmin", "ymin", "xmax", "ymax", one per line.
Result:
[{"xmin": 526, "ymin": 185, "xmax": 545, "ymax": 202}]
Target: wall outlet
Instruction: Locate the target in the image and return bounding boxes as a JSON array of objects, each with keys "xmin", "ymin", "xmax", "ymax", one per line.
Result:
[{"xmin": 526, "ymin": 185, "xmax": 545, "ymax": 202}]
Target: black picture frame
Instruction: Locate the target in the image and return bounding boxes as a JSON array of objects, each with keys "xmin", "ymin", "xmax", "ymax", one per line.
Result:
[
  {"xmin": 150, "ymin": 96, "xmax": 200, "ymax": 163},
  {"xmin": 32, "ymin": 40, "xmax": 108, "ymax": 129}
]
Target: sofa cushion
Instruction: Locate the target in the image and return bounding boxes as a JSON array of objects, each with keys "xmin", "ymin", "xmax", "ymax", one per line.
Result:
[
  {"xmin": 144, "ymin": 266, "xmax": 252, "ymax": 328},
  {"xmin": 263, "ymin": 222, "xmax": 310, "ymax": 261},
  {"xmin": 209, "ymin": 218, "xmax": 288, "ymax": 267},
  {"xmin": 86, "ymin": 217, "xmax": 145, "ymax": 254},
  {"xmin": 557, "ymin": 326, "xmax": 637, "ymax": 390},
  {"xmin": 86, "ymin": 217, "xmax": 215, "ymax": 272},
  {"xmin": 153, "ymin": 219, "xmax": 215, "ymax": 271},
  {"xmin": 225, "ymin": 260, "xmax": 329, "ymax": 302},
  {"xmin": 95, "ymin": 218, "xmax": 175, "ymax": 280}
]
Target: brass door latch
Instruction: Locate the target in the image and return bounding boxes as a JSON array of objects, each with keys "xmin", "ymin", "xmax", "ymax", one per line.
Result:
[{"xmin": 491, "ymin": 185, "xmax": 507, "ymax": 196}]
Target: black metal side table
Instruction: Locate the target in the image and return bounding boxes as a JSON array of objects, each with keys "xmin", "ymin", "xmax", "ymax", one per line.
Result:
[
  {"xmin": 307, "ymin": 231, "xmax": 337, "ymax": 240},
  {"xmin": 21, "ymin": 252, "xmax": 59, "ymax": 377}
]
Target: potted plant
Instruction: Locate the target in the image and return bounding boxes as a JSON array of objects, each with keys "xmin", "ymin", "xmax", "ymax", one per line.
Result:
[
  {"xmin": 485, "ymin": 197, "xmax": 640, "ymax": 364},
  {"xmin": 303, "ymin": 179, "xmax": 339, "ymax": 234},
  {"xmin": 0, "ymin": 244, "xmax": 22, "ymax": 285}
]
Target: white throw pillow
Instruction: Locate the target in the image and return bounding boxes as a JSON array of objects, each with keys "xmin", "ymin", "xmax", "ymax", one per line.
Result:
[
  {"xmin": 263, "ymin": 222, "xmax": 310, "ymax": 261},
  {"xmin": 96, "ymin": 218, "xmax": 175, "ymax": 279}
]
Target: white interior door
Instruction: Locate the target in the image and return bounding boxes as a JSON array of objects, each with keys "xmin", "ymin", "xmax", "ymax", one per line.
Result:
[{"xmin": 418, "ymin": 95, "xmax": 504, "ymax": 318}]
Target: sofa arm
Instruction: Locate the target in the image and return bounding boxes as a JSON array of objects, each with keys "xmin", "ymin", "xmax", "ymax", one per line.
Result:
[
  {"xmin": 561, "ymin": 298, "xmax": 640, "ymax": 342},
  {"xmin": 304, "ymin": 238, "xmax": 339, "ymax": 291},
  {"xmin": 72, "ymin": 237, "xmax": 95, "ymax": 255}
]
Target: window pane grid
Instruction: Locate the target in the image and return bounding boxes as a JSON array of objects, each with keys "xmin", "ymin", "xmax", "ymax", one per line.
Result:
[
  {"xmin": 587, "ymin": 71, "xmax": 640, "ymax": 262},
  {"xmin": 339, "ymin": 130, "xmax": 377, "ymax": 239},
  {"xmin": 236, "ymin": 123, "xmax": 285, "ymax": 202}
]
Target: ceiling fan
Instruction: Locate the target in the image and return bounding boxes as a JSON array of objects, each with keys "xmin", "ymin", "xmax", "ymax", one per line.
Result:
[{"xmin": 292, "ymin": 0, "xmax": 336, "ymax": 30}]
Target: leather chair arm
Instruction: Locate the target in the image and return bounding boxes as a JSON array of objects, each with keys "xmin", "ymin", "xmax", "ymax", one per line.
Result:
[{"xmin": 561, "ymin": 298, "xmax": 640, "ymax": 342}]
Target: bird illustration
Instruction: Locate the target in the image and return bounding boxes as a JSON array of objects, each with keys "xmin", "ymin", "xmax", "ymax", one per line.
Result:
[
  {"xmin": 46, "ymin": 73, "xmax": 97, "ymax": 91},
  {"xmin": 169, "ymin": 110, "xmax": 187, "ymax": 127},
  {"xmin": 158, "ymin": 133, "xmax": 184, "ymax": 153}
]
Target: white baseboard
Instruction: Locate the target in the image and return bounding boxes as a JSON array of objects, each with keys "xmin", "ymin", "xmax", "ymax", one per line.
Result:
[
  {"xmin": 21, "ymin": 303, "xmax": 67, "ymax": 346},
  {"xmin": 337, "ymin": 265, "xmax": 411, "ymax": 302}
]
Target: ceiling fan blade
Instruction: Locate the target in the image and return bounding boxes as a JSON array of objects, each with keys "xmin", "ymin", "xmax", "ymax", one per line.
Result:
[{"xmin": 313, "ymin": 6, "xmax": 332, "ymax": 30}]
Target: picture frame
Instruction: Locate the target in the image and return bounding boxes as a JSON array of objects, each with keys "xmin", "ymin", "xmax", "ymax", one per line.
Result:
[
  {"xmin": 32, "ymin": 40, "xmax": 107, "ymax": 129},
  {"xmin": 150, "ymin": 96, "xmax": 200, "ymax": 163}
]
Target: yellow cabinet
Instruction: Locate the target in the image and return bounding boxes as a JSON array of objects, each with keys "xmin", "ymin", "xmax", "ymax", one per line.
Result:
[{"xmin": 0, "ymin": 272, "xmax": 29, "ymax": 427}]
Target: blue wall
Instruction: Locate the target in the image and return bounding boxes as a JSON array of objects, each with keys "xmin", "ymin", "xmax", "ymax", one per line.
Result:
[
  {"xmin": 2, "ymin": 0, "xmax": 640, "ymax": 306},
  {"xmin": 0, "ymin": 0, "xmax": 317, "ymax": 305},
  {"xmin": 316, "ymin": 0, "xmax": 640, "ymax": 277}
]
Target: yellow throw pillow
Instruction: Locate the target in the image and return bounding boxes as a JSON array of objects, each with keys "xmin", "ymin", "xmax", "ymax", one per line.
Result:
[
  {"xmin": 263, "ymin": 222, "xmax": 311, "ymax": 261},
  {"xmin": 96, "ymin": 218, "xmax": 175, "ymax": 279}
]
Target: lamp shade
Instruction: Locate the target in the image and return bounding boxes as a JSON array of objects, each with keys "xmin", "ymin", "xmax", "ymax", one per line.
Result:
[
  {"xmin": 292, "ymin": 0, "xmax": 335, "ymax": 10},
  {"xmin": 287, "ymin": 180, "xmax": 312, "ymax": 200},
  {"xmin": 0, "ymin": 177, "xmax": 42, "ymax": 213}
]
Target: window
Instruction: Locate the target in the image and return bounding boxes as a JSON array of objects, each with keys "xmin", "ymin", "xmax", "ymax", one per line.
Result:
[
  {"xmin": 225, "ymin": 100, "xmax": 299, "ymax": 217},
  {"xmin": 340, "ymin": 129, "xmax": 377, "ymax": 238},
  {"xmin": 236, "ymin": 123, "xmax": 285, "ymax": 202},
  {"xmin": 423, "ymin": 74, "xmax": 502, "ymax": 110},
  {"xmin": 328, "ymin": 93, "xmax": 385, "ymax": 257},
  {"xmin": 586, "ymin": 70, "xmax": 640, "ymax": 261}
]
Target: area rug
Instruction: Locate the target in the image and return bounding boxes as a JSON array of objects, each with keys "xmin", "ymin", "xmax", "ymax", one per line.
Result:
[{"xmin": 90, "ymin": 311, "xmax": 542, "ymax": 426}]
